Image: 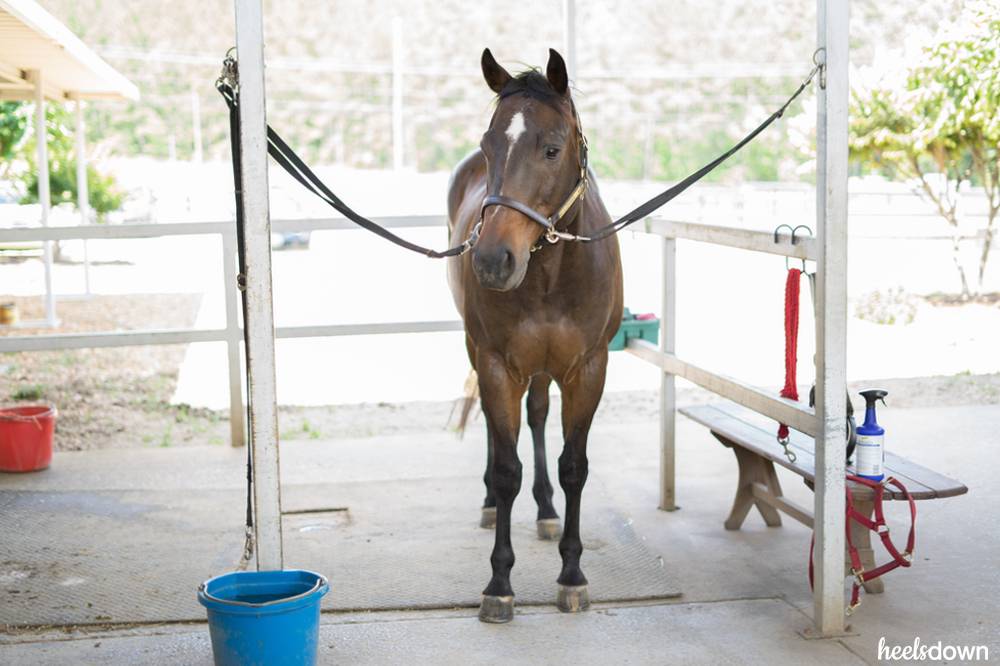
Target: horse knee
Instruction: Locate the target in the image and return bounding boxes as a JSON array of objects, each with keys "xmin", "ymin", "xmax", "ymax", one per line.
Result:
[
  {"xmin": 492, "ymin": 456, "xmax": 522, "ymax": 497},
  {"xmin": 558, "ymin": 451, "xmax": 588, "ymax": 492}
]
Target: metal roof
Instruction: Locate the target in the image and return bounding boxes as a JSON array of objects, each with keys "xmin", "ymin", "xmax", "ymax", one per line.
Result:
[{"xmin": 0, "ymin": 0, "xmax": 138, "ymax": 101}]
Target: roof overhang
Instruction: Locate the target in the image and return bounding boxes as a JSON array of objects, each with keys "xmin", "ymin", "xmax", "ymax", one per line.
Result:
[{"xmin": 0, "ymin": 0, "xmax": 138, "ymax": 102}]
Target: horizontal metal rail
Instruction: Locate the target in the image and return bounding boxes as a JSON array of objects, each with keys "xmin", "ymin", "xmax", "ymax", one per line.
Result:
[
  {"xmin": 0, "ymin": 215, "xmax": 445, "ymax": 243},
  {"xmin": 0, "ymin": 320, "xmax": 464, "ymax": 353},
  {"xmin": 643, "ymin": 218, "xmax": 818, "ymax": 260},
  {"xmin": 626, "ymin": 338, "xmax": 818, "ymax": 437}
]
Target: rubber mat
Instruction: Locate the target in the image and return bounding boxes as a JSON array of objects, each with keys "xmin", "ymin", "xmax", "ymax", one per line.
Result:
[{"xmin": 0, "ymin": 476, "xmax": 679, "ymax": 627}]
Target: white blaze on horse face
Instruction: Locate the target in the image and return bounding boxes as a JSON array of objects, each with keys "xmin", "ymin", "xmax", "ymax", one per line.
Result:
[{"xmin": 504, "ymin": 111, "xmax": 527, "ymax": 164}]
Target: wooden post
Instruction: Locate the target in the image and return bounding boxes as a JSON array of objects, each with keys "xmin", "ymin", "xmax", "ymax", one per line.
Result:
[
  {"xmin": 30, "ymin": 70, "xmax": 56, "ymax": 327},
  {"xmin": 234, "ymin": 0, "xmax": 283, "ymax": 571},
  {"xmin": 75, "ymin": 99, "xmax": 91, "ymax": 296},
  {"xmin": 659, "ymin": 236, "xmax": 677, "ymax": 511},
  {"xmin": 812, "ymin": 0, "xmax": 849, "ymax": 636}
]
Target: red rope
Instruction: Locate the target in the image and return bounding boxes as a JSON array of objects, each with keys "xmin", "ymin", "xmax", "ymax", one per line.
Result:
[{"xmin": 777, "ymin": 268, "xmax": 801, "ymax": 441}]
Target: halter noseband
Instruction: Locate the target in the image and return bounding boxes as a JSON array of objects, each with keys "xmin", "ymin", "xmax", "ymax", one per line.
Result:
[{"xmin": 479, "ymin": 105, "xmax": 591, "ymax": 249}]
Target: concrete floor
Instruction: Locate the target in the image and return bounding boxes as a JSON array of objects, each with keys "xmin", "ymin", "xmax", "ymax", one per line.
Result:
[{"xmin": 1, "ymin": 403, "xmax": 997, "ymax": 664}]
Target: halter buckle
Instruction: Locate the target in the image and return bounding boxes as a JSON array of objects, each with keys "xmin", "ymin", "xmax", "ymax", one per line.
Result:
[{"xmin": 851, "ymin": 566, "xmax": 866, "ymax": 585}]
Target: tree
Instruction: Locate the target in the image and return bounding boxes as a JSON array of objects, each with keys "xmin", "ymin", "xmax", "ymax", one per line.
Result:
[
  {"xmin": 0, "ymin": 102, "xmax": 29, "ymax": 180},
  {"xmin": 849, "ymin": 1, "xmax": 1000, "ymax": 298},
  {"xmin": 12, "ymin": 102, "xmax": 124, "ymax": 222}
]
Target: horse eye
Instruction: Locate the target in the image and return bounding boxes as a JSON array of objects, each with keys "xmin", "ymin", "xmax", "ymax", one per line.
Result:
[{"xmin": 545, "ymin": 146, "xmax": 561, "ymax": 160}]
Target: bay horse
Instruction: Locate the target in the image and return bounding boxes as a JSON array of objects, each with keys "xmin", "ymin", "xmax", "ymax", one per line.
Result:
[{"xmin": 447, "ymin": 48, "xmax": 623, "ymax": 623}]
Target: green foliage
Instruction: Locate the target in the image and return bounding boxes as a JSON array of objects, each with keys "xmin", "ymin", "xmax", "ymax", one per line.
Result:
[
  {"xmin": 11, "ymin": 103, "xmax": 124, "ymax": 220},
  {"xmin": 12, "ymin": 384, "xmax": 45, "ymax": 401},
  {"xmin": 849, "ymin": 1, "xmax": 1000, "ymax": 293},
  {"xmin": 850, "ymin": 5, "xmax": 1000, "ymax": 182},
  {"xmin": 0, "ymin": 102, "xmax": 29, "ymax": 162}
]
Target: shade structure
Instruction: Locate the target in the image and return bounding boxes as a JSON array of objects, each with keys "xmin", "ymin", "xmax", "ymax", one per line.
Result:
[{"xmin": 0, "ymin": 0, "xmax": 138, "ymax": 101}]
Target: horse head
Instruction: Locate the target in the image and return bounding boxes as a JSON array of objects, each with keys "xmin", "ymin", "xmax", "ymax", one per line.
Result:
[{"xmin": 472, "ymin": 48, "xmax": 586, "ymax": 291}]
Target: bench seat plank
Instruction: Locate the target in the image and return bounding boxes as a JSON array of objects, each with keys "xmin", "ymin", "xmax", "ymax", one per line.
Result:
[{"xmin": 681, "ymin": 402, "xmax": 967, "ymax": 501}]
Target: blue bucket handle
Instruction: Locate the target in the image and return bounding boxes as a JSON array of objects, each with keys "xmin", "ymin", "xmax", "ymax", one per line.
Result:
[{"xmin": 199, "ymin": 572, "xmax": 329, "ymax": 608}]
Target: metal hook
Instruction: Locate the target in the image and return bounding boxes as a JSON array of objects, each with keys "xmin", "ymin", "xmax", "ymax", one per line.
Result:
[
  {"xmin": 812, "ymin": 48, "xmax": 827, "ymax": 90},
  {"xmin": 785, "ymin": 256, "xmax": 808, "ymax": 273},
  {"xmin": 773, "ymin": 224, "xmax": 794, "ymax": 244},
  {"xmin": 790, "ymin": 224, "xmax": 813, "ymax": 245}
]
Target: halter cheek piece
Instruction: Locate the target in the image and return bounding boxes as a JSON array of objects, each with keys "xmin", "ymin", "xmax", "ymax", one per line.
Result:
[{"xmin": 479, "ymin": 107, "xmax": 592, "ymax": 251}]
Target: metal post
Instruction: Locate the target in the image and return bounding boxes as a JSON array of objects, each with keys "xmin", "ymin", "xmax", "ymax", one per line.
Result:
[
  {"xmin": 191, "ymin": 84, "xmax": 203, "ymax": 164},
  {"xmin": 812, "ymin": 0, "xmax": 849, "ymax": 636},
  {"xmin": 234, "ymin": 0, "xmax": 283, "ymax": 571},
  {"xmin": 75, "ymin": 99, "xmax": 91, "ymax": 296},
  {"xmin": 391, "ymin": 16, "xmax": 404, "ymax": 171},
  {"xmin": 30, "ymin": 70, "xmax": 56, "ymax": 327},
  {"xmin": 659, "ymin": 236, "xmax": 678, "ymax": 511},
  {"xmin": 562, "ymin": 0, "xmax": 577, "ymax": 83},
  {"xmin": 222, "ymin": 231, "xmax": 246, "ymax": 448}
]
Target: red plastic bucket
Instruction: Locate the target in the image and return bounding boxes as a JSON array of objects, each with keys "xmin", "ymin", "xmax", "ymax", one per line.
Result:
[{"xmin": 0, "ymin": 405, "xmax": 56, "ymax": 472}]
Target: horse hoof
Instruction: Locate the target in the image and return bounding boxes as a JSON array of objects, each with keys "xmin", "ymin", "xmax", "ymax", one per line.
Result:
[
  {"xmin": 536, "ymin": 518, "xmax": 562, "ymax": 540},
  {"xmin": 480, "ymin": 507, "xmax": 497, "ymax": 529},
  {"xmin": 557, "ymin": 584, "xmax": 590, "ymax": 613},
  {"xmin": 478, "ymin": 595, "xmax": 514, "ymax": 623}
]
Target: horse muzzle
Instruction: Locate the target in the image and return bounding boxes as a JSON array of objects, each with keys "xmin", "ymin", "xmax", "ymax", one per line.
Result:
[{"xmin": 472, "ymin": 244, "xmax": 527, "ymax": 291}]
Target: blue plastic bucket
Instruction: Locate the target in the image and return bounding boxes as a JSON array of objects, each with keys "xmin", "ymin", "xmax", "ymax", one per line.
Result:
[{"xmin": 198, "ymin": 569, "xmax": 329, "ymax": 666}]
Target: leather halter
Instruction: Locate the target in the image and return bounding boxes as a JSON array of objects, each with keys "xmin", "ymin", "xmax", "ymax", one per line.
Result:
[{"xmin": 479, "ymin": 105, "xmax": 591, "ymax": 249}]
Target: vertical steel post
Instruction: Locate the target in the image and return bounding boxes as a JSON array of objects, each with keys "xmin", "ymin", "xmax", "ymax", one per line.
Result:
[
  {"xmin": 234, "ymin": 0, "xmax": 283, "ymax": 571},
  {"xmin": 31, "ymin": 71, "xmax": 56, "ymax": 327},
  {"xmin": 562, "ymin": 0, "xmax": 577, "ymax": 83},
  {"xmin": 659, "ymin": 235, "xmax": 678, "ymax": 511},
  {"xmin": 75, "ymin": 99, "xmax": 91, "ymax": 296},
  {"xmin": 813, "ymin": 0, "xmax": 850, "ymax": 636}
]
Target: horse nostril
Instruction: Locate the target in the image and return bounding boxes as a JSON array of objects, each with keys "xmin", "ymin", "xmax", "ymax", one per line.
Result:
[{"xmin": 501, "ymin": 249, "xmax": 514, "ymax": 275}]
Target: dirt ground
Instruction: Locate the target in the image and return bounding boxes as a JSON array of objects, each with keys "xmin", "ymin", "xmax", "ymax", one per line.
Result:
[{"xmin": 2, "ymin": 293, "xmax": 999, "ymax": 452}]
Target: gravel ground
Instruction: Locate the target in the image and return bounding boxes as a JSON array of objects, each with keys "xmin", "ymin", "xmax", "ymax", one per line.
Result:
[
  {"xmin": 2, "ymin": 293, "xmax": 997, "ymax": 451},
  {"xmin": 0, "ymin": 294, "xmax": 214, "ymax": 451}
]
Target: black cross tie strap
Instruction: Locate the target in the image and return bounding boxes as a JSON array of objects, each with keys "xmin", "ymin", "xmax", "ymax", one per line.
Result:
[
  {"xmin": 216, "ymin": 51, "xmax": 821, "ymax": 256},
  {"xmin": 216, "ymin": 75, "xmax": 477, "ymax": 259}
]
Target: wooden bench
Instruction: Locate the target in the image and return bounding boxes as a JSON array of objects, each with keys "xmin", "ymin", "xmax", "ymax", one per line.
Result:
[{"xmin": 680, "ymin": 401, "xmax": 968, "ymax": 594}]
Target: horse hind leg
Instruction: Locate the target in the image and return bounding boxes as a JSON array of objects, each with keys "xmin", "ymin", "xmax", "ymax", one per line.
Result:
[{"xmin": 527, "ymin": 374, "xmax": 561, "ymax": 540}]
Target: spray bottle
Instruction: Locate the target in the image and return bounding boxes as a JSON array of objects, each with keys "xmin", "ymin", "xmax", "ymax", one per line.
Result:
[{"xmin": 855, "ymin": 389, "xmax": 889, "ymax": 481}]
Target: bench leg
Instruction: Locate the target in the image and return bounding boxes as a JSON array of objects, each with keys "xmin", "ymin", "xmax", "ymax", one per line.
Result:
[
  {"xmin": 845, "ymin": 496, "xmax": 885, "ymax": 594},
  {"xmin": 713, "ymin": 433, "xmax": 783, "ymax": 530}
]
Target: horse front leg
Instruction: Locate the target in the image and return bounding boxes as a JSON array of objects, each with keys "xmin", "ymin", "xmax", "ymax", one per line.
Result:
[
  {"xmin": 480, "ymin": 422, "xmax": 497, "ymax": 528},
  {"xmin": 555, "ymin": 349, "xmax": 607, "ymax": 613},
  {"xmin": 527, "ymin": 374, "xmax": 561, "ymax": 540},
  {"xmin": 477, "ymin": 353, "xmax": 526, "ymax": 623}
]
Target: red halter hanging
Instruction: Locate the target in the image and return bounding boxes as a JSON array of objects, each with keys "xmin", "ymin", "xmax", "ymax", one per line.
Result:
[{"xmin": 777, "ymin": 267, "xmax": 801, "ymax": 442}]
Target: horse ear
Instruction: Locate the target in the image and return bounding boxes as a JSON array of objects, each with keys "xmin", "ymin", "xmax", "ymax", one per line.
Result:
[
  {"xmin": 546, "ymin": 48, "xmax": 569, "ymax": 95},
  {"xmin": 481, "ymin": 48, "xmax": 512, "ymax": 94}
]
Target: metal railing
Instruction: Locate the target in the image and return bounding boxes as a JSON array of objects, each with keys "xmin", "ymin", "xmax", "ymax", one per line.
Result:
[
  {"xmin": 0, "ymin": 214, "xmax": 821, "ymax": 452},
  {"xmin": 0, "ymin": 215, "xmax": 463, "ymax": 447}
]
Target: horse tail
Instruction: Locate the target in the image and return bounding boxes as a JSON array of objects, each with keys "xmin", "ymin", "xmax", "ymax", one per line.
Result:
[{"xmin": 448, "ymin": 368, "xmax": 480, "ymax": 438}]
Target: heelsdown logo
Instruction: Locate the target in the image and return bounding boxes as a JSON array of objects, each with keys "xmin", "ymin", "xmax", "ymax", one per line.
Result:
[{"xmin": 878, "ymin": 637, "xmax": 990, "ymax": 662}]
